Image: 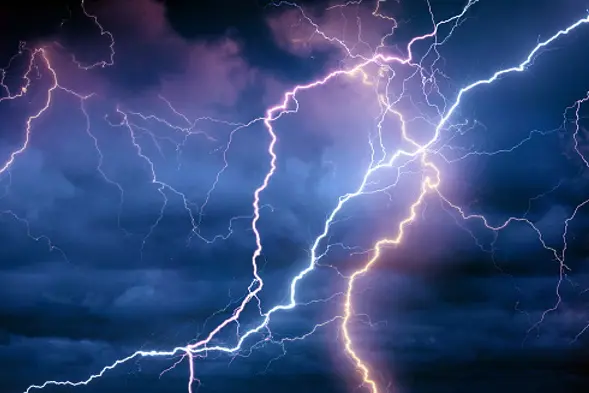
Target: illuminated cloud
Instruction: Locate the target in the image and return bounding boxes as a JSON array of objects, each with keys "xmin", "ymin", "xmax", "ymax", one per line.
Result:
[{"xmin": 0, "ymin": 1, "xmax": 588, "ymax": 393}]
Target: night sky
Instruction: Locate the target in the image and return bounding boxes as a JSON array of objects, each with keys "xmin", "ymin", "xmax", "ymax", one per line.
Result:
[{"xmin": 1, "ymin": 1, "xmax": 589, "ymax": 392}]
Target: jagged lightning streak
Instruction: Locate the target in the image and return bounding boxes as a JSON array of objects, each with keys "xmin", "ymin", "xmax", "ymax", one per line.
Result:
[
  {"xmin": 20, "ymin": 2, "xmax": 474, "ymax": 390},
  {"xmin": 569, "ymin": 91, "xmax": 589, "ymax": 167},
  {"xmin": 340, "ymin": 12, "xmax": 589, "ymax": 393},
  {"xmin": 69, "ymin": 0, "xmax": 116, "ymax": 70},
  {"xmin": 9, "ymin": 2, "xmax": 589, "ymax": 393},
  {"xmin": 0, "ymin": 47, "xmax": 98, "ymax": 175},
  {"xmin": 0, "ymin": 0, "xmax": 119, "ymax": 246},
  {"xmin": 0, "ymin": 48, "xmax": 55, "ymax": 175}
]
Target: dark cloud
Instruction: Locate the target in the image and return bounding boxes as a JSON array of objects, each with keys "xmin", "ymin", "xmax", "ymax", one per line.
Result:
[
  {"xmin": 160, "ymin": 0, "xmax": 335, "ymax": 81},
  {"xmin": 1, "ymin": 1, "xmax": 589, "ymax": 393}
]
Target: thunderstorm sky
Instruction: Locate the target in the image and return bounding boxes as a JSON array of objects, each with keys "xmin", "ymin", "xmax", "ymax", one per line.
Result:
[{"xmin": 0, "ymin": 1, "xmax": 588, "ymax": 392}]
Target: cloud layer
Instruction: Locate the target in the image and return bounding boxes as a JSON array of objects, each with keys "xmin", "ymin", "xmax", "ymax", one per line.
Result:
[{"xmin": 0, "ymin": 1, "xmax": 588, "ymax": 393}]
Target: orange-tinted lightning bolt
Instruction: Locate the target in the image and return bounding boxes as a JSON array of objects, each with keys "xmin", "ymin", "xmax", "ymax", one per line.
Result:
[{"xmin": 342, "ymin": 156, "xmax": 440, "ymax": 393}]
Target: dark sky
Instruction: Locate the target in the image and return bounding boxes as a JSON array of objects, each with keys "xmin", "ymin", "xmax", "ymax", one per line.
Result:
[{"xmin": 1, "ymin": 0, "xmax": 589, "ymax": 392}]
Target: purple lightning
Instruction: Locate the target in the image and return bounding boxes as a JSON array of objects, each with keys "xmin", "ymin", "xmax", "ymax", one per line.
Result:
[{"xmin": 0, "ymin": 1, "xmax": 587, "ymax": 393}]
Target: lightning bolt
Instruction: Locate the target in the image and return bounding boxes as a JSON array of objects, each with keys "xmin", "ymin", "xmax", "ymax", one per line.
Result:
[
  {"xmin": 1, "ymin": 1, "xmax": 588, "ymax": 393},
  {"xmin": 341, "ymin": 9, "xmax": 589, "ymax": 392},
  {"xmin": 0, "ymin": 0, "xmax": 118, "ymax": 251}
]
